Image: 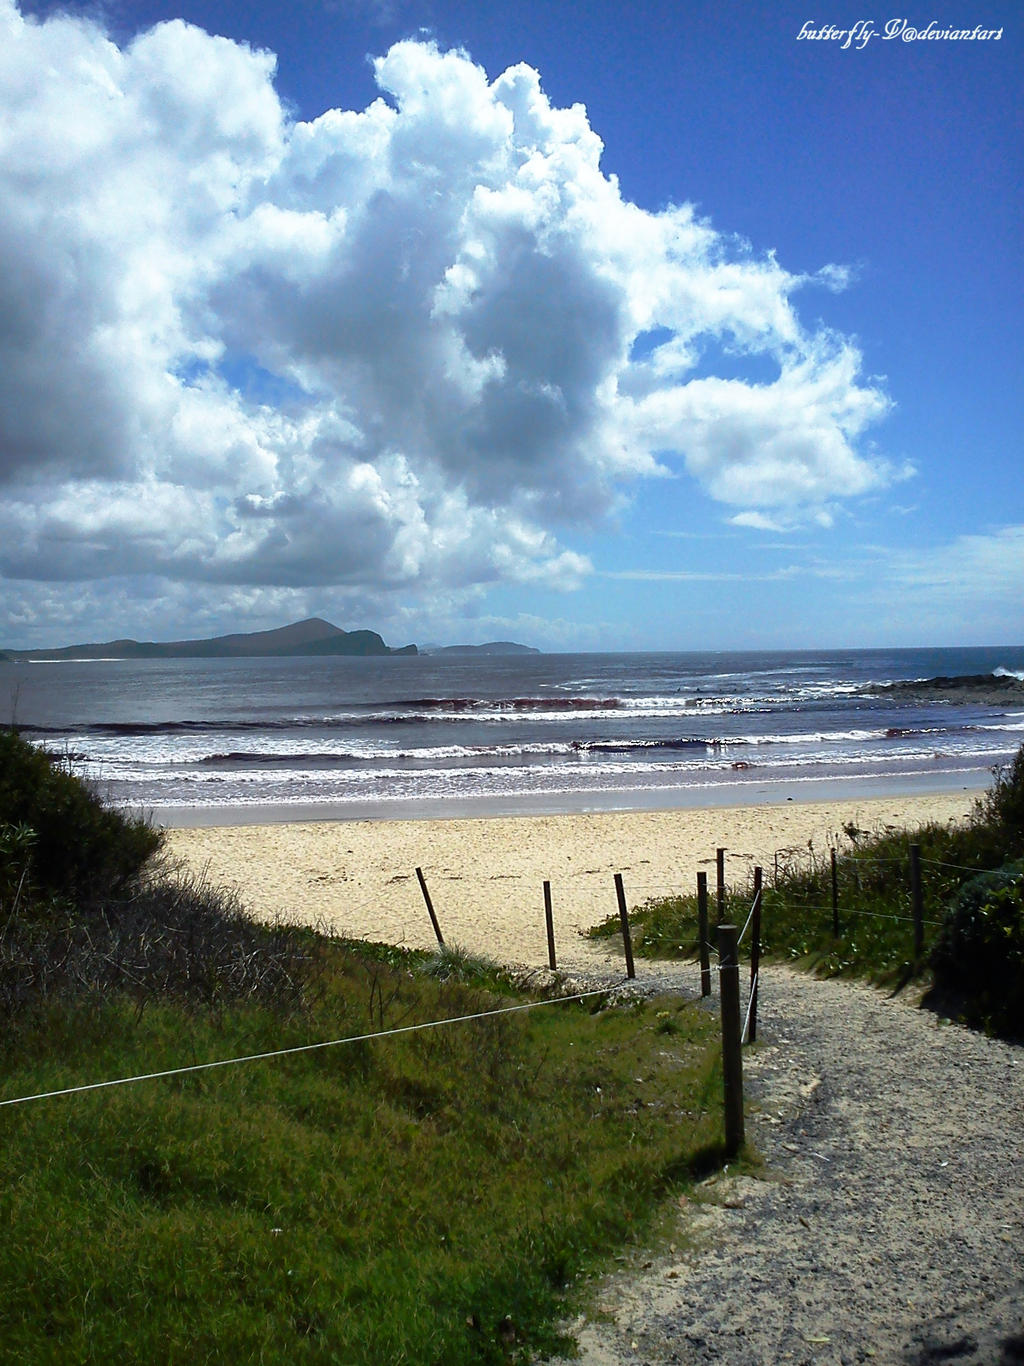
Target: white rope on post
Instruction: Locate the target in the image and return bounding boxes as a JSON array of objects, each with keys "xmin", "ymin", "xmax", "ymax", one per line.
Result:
[
  {"xmin": 741, "ymin": 971, "xmax": 759, "ymax": 1045},
  {"xmin": 737, "ymin": 896, "xmax": 759, "ymax": 947}
]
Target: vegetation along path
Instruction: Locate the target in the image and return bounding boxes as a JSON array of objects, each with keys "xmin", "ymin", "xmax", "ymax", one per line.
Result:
[{"xmin": 550, "ymin": 965, "xmax": 1023, "ymax": 1366}]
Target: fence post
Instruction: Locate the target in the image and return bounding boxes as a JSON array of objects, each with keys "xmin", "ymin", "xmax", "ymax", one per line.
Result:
[
  {"xmin": 747, "ymin": 867, "xmax": 763, "ymax": 1044},
  {"xmin": 697, "ymin": 871, "xmax": 712, "ymax": 997},
  {"xmin": 415, "ymin": 867, "xmax": 445, "ymax": 948},
  {"xmin": 831, "ymin": 848, "xmax": 839, "ymax": 937},
  {"xmin": 716, "ymin": 847, "xmax": 726, "ymax": 924},
  {"xmin": 909, "ymin": 844, "xmax": 924, "ymax": 960},
  {"xmin": 613, "ymin": 873, "xmax": 636, "ymax": 980},
  {"xmin": 543, "ymin": 880, "xmax": 557, "ymax": 970},
  {"xmin": 717, "ymin": 923, "xmax": 744, "ymax": 1157}
]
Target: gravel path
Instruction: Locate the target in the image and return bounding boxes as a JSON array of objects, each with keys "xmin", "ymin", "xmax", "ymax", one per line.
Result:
[{"xmin": 547, "ymin": 966, "xmax": 1024, "ymax": 1366}]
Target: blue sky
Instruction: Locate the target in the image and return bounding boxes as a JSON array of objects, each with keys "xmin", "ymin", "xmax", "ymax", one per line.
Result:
[{"xmin": 1, "ymin": 0, "xmax": 1020, "ymax": 650}]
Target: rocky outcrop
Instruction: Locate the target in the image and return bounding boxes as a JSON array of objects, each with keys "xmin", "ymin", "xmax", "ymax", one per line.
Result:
[{"xmin": 865, "ymin": 673, "xmax": 1024, "ymax": 705}]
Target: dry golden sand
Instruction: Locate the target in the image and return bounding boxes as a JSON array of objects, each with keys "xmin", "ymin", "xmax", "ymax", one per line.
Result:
[{"xmin": 163, "ymin": 791, "xmax": 975, "ymax": 974}]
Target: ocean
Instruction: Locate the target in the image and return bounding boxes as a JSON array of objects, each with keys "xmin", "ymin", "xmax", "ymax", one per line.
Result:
[{"xmin": 5, "ymin": 646, "xmax": 1024, "ymax": 825}]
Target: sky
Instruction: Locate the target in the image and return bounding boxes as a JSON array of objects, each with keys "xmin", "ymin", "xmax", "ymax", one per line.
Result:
[{"xmin": 0, "ymin": 0, "xmax": 1020, "ymax": 652}]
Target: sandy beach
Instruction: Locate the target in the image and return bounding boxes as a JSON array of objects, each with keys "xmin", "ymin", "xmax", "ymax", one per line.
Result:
[{"xmin": 163, "ymin": 789, "xmax": 978, "ymax": 974}]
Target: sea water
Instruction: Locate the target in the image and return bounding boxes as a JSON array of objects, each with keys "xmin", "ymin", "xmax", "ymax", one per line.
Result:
[{"xmin": 5, "ymin": 646, "xmax": 1024, "ymax": 823}]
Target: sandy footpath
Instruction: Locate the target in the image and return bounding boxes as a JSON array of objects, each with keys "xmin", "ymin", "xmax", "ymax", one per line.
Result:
[
  {"xmin": 549, "ymin": 966, "xmax": 1024, "ymax": 1366},
  {"xmin": 162, "ymin": 791, "xmax": 976, "ymax": 972}
]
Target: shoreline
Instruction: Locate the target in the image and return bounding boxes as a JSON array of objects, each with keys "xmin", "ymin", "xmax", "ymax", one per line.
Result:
[
  {"xmin": 163, "ymin": 787, "xmax": 980, "ymax": 974},
  {"xmin": 149, "ymin": 764, "xmax": 992, "ymax": 830}
]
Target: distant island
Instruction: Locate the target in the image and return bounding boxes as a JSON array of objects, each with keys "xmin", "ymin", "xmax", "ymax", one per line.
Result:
[
  {"xmin": 0, "ymin": 622, "xmax": 546, "ymax": 661},
  {"xmin": 422, "ymin": 641, "xmax": 540, "ymax": 656},
  {"xmin": 864, "ymin": 673, "xmax": 1024, "ymax": 705},
  {"xmin": 0, "ymin": 618, "xmax": 417, "ymax": 661}
]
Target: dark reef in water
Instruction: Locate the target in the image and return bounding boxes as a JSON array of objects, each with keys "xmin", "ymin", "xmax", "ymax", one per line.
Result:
[{"xmin": 865, "ymin": 674, "xmax": 1024, "ymax": 705}]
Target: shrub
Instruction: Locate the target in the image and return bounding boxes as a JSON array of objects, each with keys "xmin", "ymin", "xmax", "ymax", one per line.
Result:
[
  {"xmin": 930, "ymin": 860, "xmax": 1024, "ymax": 1038},
  {"xmin": 972, "ymin": 744, "xmax": 1024, "ymax": 856},
  {"xmin": 0, "ymin": 728, "xmax": 162, "ymax": 904}
]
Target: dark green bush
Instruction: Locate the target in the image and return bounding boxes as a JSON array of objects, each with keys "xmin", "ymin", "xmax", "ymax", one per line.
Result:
[
  {"xmin": 0, "ymin": 729, "xmax": 162, "ymax": 904},
  {"xmin": 0, "ymin": 821, "xmax": 37, "ymax": 905},
  {"xmin": 930, "ymin": 860, "xmax": 1024, "ymax": 1038},
  {"xmin": 972, "ymin": 745, "xmax": 1024, "ymax": 856}
]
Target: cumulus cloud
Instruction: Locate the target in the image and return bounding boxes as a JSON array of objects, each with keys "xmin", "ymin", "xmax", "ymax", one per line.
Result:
[{"xmin": 0, "ymin": 1, "xmax": 895, "ymax": 620}]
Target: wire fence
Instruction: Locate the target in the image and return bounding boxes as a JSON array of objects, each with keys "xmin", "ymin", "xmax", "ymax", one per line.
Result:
[
  {"xmin": 737, "ymin": 896, "xmax": 759, "ymax": 947},
  {"xmin": 741, "ymin": 971, "xmax": 759, "ymax": 1047},
  {"xmin": 397, "ymin": 836, "xmax": 980, "ymax": 1051},
  {"xmin": 359, "ymin": 829, "xmax": 1002, "ymax": 1042},
  {"xmin": 0, "ymin": 985, "xmax": 621, "ymax": 1111},
  {"xmin": 3, "ymin": 827, "xmax": 998, "ymax": 1162},
  {"xmin": 0, "ymin": 853, "xmax": 770, "ymax": 1158}
]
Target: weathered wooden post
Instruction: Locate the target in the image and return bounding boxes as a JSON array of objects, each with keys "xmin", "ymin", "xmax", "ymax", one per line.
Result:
[
  {"xmin": 909, "ymin": 844, "xmax": 924, "ymax": 960},
  {"xmin": 831, "ymin": 848, "xmax": 840, "ymax": 937},
  {"xmin": 415, "ymin": 867, "xmax": 445, "ymax": 948},
  {"xmin": 716, "ymin": 847, "xmax": 726, "ymax": 924},
  {"xmin": 697, "ymin": 870, "xmax": 712, "ymax": 998},
  {"xmin": 613, "ymin": 873, "xmax": 636, "ymax": 980},
  {"xmin": 717, "ymin": 923, "xmax": 744, "ymax": 1156},
  {"xmin": 747, "ymin": 867, "xmax": 763, "ymax": 1043},
  {"xmin": 543, "ymin": 879, "xmax": 557, "ymax": 970}
]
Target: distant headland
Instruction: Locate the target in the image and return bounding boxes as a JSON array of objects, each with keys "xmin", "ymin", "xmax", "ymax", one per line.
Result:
[
  {"xmin": 0, "ymin": 618, "xmax": 417, "ymax": 661},
  {"xmin": 420, "ymin": 641, "xmax": 540, "ymax": 656}
]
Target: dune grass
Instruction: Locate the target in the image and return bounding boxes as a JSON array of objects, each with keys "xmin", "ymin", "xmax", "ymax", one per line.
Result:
[
  {"xmin": 590, "ymin": 749, "xmax": 1024, "ymax": 1035},
  {"xmin": 593, "ymin": 820, "xmax": 980, "ymax": 983},
  {"xmin": 0, "ymin": 940, "xmax": 722, "ymax": 1364}
]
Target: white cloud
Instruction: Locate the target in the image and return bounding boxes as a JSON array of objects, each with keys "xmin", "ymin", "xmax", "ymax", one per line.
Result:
[
  {"xmin": 730, "ymin": 510, "xmax": 787, "ymax": 533},
  {"xmin": 0, "ymin": 2, "xmax": 895, "ymax": 629},
  {"xmin": 624, "ymin": 335, "xmax": 893, "ymax": 511}
]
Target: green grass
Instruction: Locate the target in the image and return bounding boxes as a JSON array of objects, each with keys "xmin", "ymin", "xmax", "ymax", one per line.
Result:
[{"xmin": 0, "ymin": 941, "xmax": 722, "ymax": 1364}]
